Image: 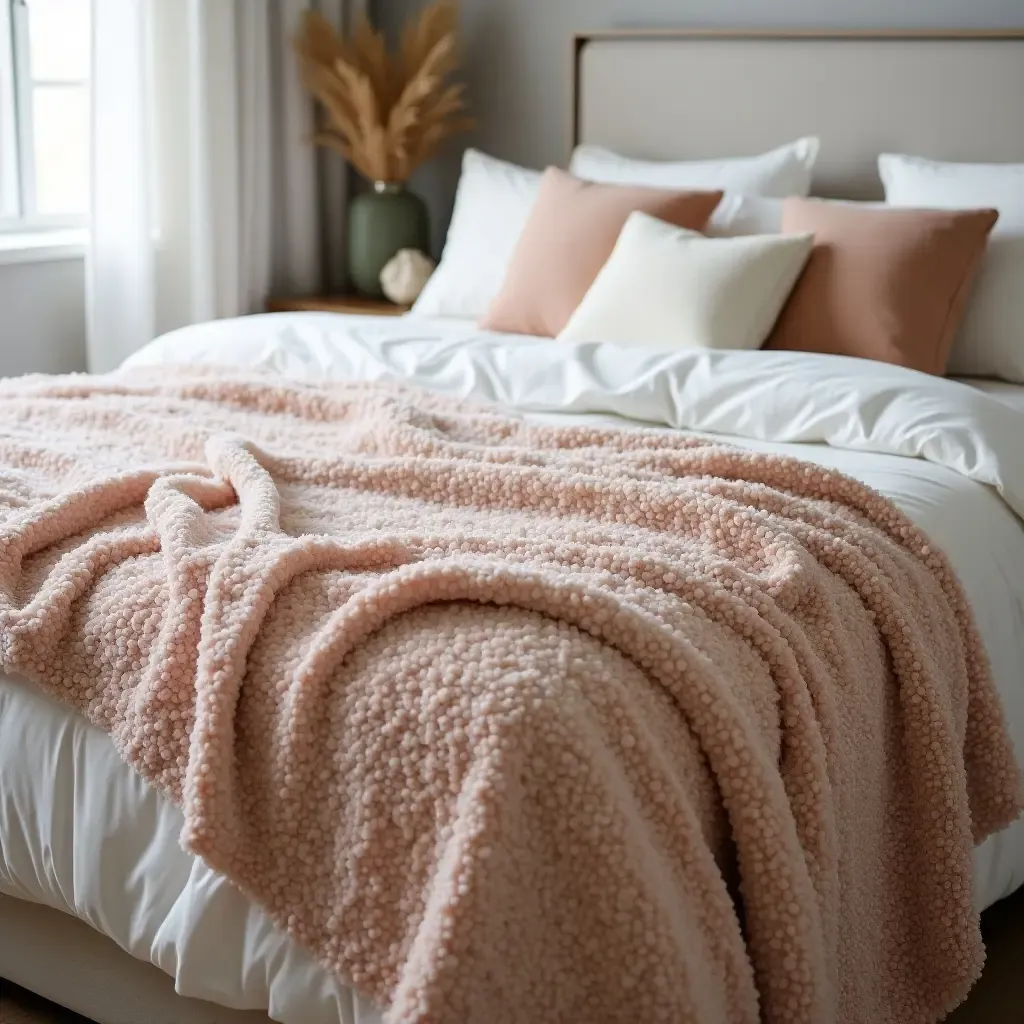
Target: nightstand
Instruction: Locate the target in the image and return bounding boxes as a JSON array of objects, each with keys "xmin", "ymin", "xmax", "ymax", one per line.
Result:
[{"xmin": 265, "ymin": 295, "xmax": 411, "ymax": 316}]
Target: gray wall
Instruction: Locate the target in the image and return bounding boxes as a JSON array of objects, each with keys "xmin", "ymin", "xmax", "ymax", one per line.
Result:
[
  {"xmin": 372, "ymin": 0, "xmax": 1024, "ymax": 255},
  {"xmin": 0, "ymin": 259, "xmax": 87, "ymax": 377}
]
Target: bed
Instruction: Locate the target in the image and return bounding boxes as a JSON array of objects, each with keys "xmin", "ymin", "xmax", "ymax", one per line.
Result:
[{"xmin": 2, "ymin": 28, "xmax": 1024, "ymax": 1024}]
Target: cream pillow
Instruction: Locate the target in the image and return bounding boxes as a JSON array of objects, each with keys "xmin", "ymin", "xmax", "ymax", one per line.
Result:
[{"xmin": 558, "ymin": 212, "xmax": 813, "ymax": 351}]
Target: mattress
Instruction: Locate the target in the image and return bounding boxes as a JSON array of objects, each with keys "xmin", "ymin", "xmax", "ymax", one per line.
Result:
[
  {"xmin": 3, "ymin": 313, "xmax": 1023, "ymax": 1024},
  {"xmin": 0, "ymin": 894, "xmax": 275, "ymax": 1024}
]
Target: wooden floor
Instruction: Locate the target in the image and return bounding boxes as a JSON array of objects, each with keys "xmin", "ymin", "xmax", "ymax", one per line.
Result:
[
  {"xmin": 946, "ymin": 884, "xmax": 1024, "ymax": 1023},
  {"xmin": 2, "ymin": 887, "xmax": 1023, "ymax": 1022}
]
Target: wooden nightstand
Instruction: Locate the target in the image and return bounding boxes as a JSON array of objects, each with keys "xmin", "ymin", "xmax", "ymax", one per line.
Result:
[{"xmin": 265, "ymin": 294, "xmax": 410, "ymax": 316}]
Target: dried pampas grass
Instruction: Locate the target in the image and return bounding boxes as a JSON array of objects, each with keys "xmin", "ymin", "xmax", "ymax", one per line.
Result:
[{"xmin": 295, "ymin": 2, "xmax": 473, "ymax": 184}]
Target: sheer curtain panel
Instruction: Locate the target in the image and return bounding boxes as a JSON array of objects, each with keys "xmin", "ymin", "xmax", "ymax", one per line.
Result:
[{"xmin": 88, "ymin": 0, "xmax": 355, "ymax": 372}]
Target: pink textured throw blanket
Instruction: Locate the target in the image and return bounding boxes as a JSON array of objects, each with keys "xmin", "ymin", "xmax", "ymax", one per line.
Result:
[{"xmin": 0, "ymin": 368, "xmax": 1019, "ymax": 1024}]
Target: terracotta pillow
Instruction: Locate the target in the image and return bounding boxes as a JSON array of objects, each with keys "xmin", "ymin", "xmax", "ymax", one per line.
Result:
[
  {"xmin": 480, "ymin": 168, "xmax": 722, "ymax": 337},
  {"xmin": 766, "ymin": 198, "xmax": 998, "ymax": 375}
]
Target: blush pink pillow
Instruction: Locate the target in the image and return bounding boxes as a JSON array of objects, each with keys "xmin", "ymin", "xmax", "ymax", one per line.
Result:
[
  {"xmin": 766, "ymin": 198, "xmax": 998, "ymax": 375},
  {"xmin": 480, "ymin": 168, "xmax": 722, "ymax": 338}
]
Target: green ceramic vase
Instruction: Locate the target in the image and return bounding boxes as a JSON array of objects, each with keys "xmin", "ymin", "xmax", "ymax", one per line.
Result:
[{"xmin": 348, "ymin": 182, "xmax": 430, "ymax": 298}]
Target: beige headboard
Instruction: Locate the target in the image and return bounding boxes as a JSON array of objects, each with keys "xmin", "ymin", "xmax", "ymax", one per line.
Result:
[{"xmin": 572, "ymin": 30, "xmax": 1024, "ymax": 199}]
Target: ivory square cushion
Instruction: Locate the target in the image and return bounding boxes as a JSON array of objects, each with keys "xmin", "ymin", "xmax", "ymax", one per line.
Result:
[
  {"xmin": 879, "ymin": 154, "xmax": 1024, "ymax": 382},
  {"xmin": 557, "ymin": 212, "xmax": 813, "ymax": 351},
  {"xmin": 481, "ymin": 169, "xmax": 722, "ymax": 338},
  {"xmin": 766, "ymin": 198, "xmax": 999, "ymax": 375}
]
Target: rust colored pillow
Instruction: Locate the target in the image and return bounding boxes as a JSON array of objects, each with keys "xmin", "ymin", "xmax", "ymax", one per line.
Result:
[
  {"xmin": 766, "ymin": 198, "xmax": 998, "ymax": 375},
  {"xmin": 480, "ymin": 168, "xmax": 722, "ymax": 337}
]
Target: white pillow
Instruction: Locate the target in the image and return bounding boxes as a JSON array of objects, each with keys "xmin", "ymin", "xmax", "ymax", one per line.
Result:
[
  {"xmin": 412, "ymin": 150, "xmax": 542, "ymax": 320},
  {"xmin": 570, "ymin": 137, "xmax": 820, "ymax": 201},
  {"xmin": 414, "ymin": 141, "xmax": 819, "ymax": 321},
  {"xmin": 709, "ymin": 195, "xmax": 784, "ymax": 236},
  {"xmin": 879, "ymin": 153, "xmax": 1024, "ymax": 382},
  {"xmin": 557, "ymin": 211, "xmax": 813, "ymax": 351},
  {"xmin": 709, "ymin": 195, "xmax": 889, "ymax": 237}
]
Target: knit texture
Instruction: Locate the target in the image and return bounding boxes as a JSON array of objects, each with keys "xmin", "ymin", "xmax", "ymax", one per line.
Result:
[{"xmin": 0, "ymin": 367, "xmax": 1019, "ymax": 1024}]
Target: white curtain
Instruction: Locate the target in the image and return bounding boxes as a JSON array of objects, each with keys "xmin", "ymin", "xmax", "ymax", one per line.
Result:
[{"xmin": 88, "ymin": 0, "xmax": 357, "ymax": 372}]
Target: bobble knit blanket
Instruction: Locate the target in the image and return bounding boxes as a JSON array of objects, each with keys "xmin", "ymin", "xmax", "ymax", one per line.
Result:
[{"xmin": 0, "ymin": 367, "xmax": 1019, "ymax": 1024}]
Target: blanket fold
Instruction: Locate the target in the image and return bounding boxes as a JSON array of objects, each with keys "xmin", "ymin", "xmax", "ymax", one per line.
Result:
[{"xmin": 0, "ymin": 367, "xmax": 1019, "ymax": 1024}]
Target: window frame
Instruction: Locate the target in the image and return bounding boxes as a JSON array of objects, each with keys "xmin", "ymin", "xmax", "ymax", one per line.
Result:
[
  {"xmin": 0, "ymin": 0, "xmax": 20, "ymax": 224},
  {"xmin": 0, "ymin": 0, "xmax": 89, "ymax": 233}
]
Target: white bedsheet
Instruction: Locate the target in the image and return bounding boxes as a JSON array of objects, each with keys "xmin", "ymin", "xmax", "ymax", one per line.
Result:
[{"xmin": 3, "ymin": 313, "xmax": 1023, "ymax": 1024}]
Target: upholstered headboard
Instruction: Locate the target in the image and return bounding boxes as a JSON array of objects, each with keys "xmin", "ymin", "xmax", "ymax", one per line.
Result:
[{"xmin": 572, "ymin": 30, "xmax": 1024, "ymax": 199}]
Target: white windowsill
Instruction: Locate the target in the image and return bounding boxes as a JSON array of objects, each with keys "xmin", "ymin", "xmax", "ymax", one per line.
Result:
[{"xmin": 0, "ymin": 228, "xmax": 87, "ymax": 266}]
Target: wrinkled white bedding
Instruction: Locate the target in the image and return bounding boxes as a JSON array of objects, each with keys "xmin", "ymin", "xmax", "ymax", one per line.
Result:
[
  {"xmin": 126, "ymin": 313, "xmax": 1024, "ymax": 517},
  {"xmin": 3, "ymin": 312, "xmax": 1023, "ymax": 1024}
]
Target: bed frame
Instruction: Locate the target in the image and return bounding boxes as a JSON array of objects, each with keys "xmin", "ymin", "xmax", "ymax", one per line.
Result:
[
  {"xmin": 572, "ymin": 29, "xmax": 1024, "ymax": 195},
  {"xmin": 4, "ymin": 26, "xmax": 1024, "ymax": 1024}
]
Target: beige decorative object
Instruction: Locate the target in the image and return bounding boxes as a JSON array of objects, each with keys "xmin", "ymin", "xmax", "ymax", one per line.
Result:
[{"xmin": 380, "ymin": 248, "xmax": 435, "ymax": 305}]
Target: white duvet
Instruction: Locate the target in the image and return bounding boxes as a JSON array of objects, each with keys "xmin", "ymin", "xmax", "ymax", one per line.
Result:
[{"xmin": 2, "ymin": 312, "xmax": 1023, "ymax": 1024}]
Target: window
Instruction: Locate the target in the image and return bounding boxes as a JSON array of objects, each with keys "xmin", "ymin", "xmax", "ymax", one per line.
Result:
[{"xmin": 0, "ymin": 0, "xmax": 90, "ymax": 230}]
